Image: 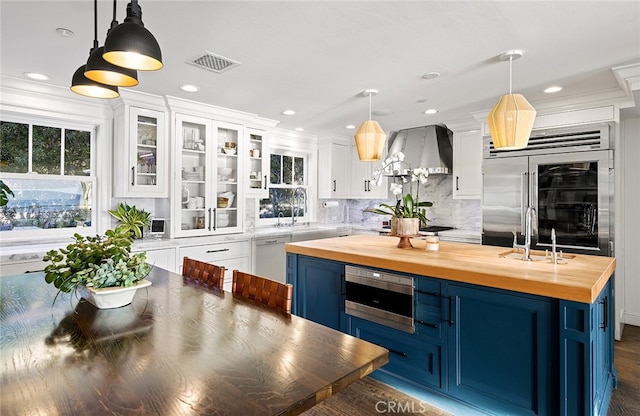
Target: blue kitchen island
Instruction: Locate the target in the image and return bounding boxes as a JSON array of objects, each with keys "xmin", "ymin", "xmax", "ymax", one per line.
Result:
[{"xmin": 286, "ymin": 235, "xmax": 617, "ymax": 416}]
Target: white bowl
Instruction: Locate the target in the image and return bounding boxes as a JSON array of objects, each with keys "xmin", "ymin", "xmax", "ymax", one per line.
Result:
[
  {"xmin": 223, "ymin": 147, "xmax": 237, "ymax": 155},
  {"xmin": 219, "ymin": 168, "xmax": 233, "ymax": 176}
]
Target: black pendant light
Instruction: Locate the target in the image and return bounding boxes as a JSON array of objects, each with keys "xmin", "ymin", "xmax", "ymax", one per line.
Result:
[
  {"xmin": 85, "ymin": 0, "xmax": 138, "ymax": 87},
  {"xmin": 71, "ymin": 65, "xmax": 119, "ymax": 98},
  {"xmin": 103, "ymin": 0, "xmax": 163, "ymax": 71},
  {"xmin": 70, "ymin": 0, "xmax": 120, "ymax": 98}
]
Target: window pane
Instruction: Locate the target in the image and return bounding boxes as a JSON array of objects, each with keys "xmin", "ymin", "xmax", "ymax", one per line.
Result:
[
  {"xmin": 0, "ymin": 178, "xmax": 92, "ymax": 231},
  {"xmin": 270, "ymin": 154, "xmax": 281, "ymax": 184},
  {"xmin": 65, "ymin": 129, "xmax": 91, "ymax": 176},
  {"xmin": 283, "ymin": 155, "xmax": 292, "ymax": 184},
  {"xmin": 259, "ymin": 188, "xmax": 294, "ymax": 219},
  {"xmin": 33, "ymin": 125, "xmax": 61, "ymax": 174},
  {"xmin": 294, "ymin": 157, "xmax": 304, "ymax": 185},
  {"xmin": 0, "ymin": 121, "xmax": 29, "ymax": 173}
]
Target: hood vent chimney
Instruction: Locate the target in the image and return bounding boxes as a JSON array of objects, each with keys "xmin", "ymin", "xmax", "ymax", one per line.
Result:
[{"xmin": 387, "ymin": 125, "xmax": 453, "ymax": 174}]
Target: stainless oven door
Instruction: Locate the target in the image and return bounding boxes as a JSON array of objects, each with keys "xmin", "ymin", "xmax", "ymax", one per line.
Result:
[
  {"xmin": 529, "ymin": 150, "xmax": 613, "ymax": 256},
  {"xmin": 345, "ymin": 266, "xmax": 414, "ymax": 333}
]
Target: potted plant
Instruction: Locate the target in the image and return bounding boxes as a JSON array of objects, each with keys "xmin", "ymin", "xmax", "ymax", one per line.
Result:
[
  {"xmin": 108, "ymin": 202, "xmax": 151, "ymax": 239},
  {"xmin": 365, "ymin": 152, "xmax": 433, "ymax": 248},
  {"xmin": 43, "ymin": 226, "xmax": 152, "ymax": 308}
]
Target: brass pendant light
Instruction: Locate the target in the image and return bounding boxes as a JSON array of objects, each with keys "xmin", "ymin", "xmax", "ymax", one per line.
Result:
[
  {"xmin": 85, "ymin": 0, "xmax": 138, "ymax": 86},
  {"xmin": 103, "ymin": 0, "xmax": 163, "ymax": 71},
  {"xmin": 354, "ymin": 89, "xmax": 387, "ymax": 161},
  {"xmin": 486, "ymin": 50, "xmax": 536, "ymax": 150}
]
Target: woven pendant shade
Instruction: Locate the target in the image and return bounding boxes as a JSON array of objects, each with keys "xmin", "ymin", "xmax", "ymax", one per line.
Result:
[
  {"xmin": 486, "ymin": 93, "xmax": 536, "ymax": 150},
  {"xmin": 354, "ymin": 120, "xmax": 387, "ymax": 161}
]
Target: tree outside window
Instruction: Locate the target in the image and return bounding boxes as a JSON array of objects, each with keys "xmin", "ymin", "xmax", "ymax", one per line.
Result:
[{"xmin": 260, "ymin": 153, "xmax": 306, "ymax": 219}]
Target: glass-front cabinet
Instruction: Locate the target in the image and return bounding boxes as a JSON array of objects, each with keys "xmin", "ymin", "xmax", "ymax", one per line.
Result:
[
  {"xmin": 174, "ymin": 113, "xmax": 243, "ymax": 237},
  {"xmin": 113, "ymin": 103, "xmax": 167, "ymax": 198},
  {"xmin": 245, "ymin": 128, "xmax": 269, "ymax": 198}
]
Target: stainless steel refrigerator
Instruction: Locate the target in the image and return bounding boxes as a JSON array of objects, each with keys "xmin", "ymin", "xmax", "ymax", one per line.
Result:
[{"xmin": 482, "ymin": 124, "xmax": 614, "ymax": 256}]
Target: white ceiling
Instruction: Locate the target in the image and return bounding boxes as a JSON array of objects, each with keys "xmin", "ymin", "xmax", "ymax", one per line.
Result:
[{"xmin": 1, "ymin": 1, "xmax": 639, "ymax": 136}]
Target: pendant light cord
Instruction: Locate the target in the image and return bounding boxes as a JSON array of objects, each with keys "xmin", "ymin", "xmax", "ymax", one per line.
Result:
[
  {"xmin": 92, "ymin": 0, "xmax": 98, "ymax": 50},
  {"xmin": 111, "ymin": 0, "xmax": 118, "ymax": 29},
  {"xmin": 509, "ymin": 56, "xmax": 513, "ymax": 95}
]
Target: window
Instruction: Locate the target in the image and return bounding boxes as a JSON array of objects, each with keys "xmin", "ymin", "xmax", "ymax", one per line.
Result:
[
  {"xmin": 259, "ymin": 151, "xmax": 308, "ymax": 222},
  {"xmin": 0, "ymin": 119, "xmax": 95, "ymax": 237}
]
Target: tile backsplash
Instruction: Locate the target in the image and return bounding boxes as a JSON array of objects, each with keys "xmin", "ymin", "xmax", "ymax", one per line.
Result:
[{"xmin": 318, "ymin": 175, "xmax": 481, "ymax": 231}]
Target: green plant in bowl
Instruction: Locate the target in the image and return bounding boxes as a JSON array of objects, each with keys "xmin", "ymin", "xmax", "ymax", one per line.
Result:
[
  {"xmin": 108, "ymin": 202, "xmax": 151, "ymax": 239},
  {"xmin": 43, "ymin": 227, "xmax": 151, "ymax": 305}
]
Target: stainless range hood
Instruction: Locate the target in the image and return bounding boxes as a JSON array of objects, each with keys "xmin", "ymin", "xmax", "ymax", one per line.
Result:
[{"xmin": 387, "ymin": 125, "xmax": 453, "ymax": 174}]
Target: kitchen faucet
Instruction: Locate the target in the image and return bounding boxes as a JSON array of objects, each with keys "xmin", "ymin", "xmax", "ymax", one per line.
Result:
[
  {"xmin": 291, "ymin": 187, "xmax": 307, "ymax": 226},
  {"xmin": 513, "ymin": 206, "xmax": 537, "ymax": 261}
]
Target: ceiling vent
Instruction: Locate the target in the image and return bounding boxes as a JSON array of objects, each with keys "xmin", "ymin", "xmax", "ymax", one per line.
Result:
[{"xmin": 187, "ymin": 51, "xmax": 240, "ymax": 73}]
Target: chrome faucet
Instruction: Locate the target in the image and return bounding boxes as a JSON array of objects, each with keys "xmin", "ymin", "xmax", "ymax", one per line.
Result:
[
  {"xmin": 513, "ymin": 206, "xmax": 536, "ymax": 261},
  {"xmin": 276, "ymin": 211, "xmax": 284, "ymax": 227},
  {"xmin": 292, "ymin": 187, "xmax": 307, "ymax": 226}
]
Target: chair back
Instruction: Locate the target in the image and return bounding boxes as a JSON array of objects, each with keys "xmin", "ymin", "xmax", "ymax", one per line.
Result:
[
  {"xmin": 232, "ymin": 270, "xmax": 293, "ymax": 314},
  {"xmin": 182, "ymin": 257, "xmax": 225, "ymax": 290}
]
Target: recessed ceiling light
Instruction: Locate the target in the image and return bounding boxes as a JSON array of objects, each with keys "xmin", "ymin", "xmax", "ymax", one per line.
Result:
[
  {"xmin": 180, "ymin": 84, "xmax": 199, "ymax": 92},
  {"xmin": 543, "ymin": 86, "xmax": 563, "ymax": 93},
  {"xmin": 281, "ymin": 110, "xmax": 296, "ymax": 116},
  {"xmin": 424, "ymin": 109, "xmax": 438, "ymax": 115},
  {"xmin": 55, "ymin": 27, "xmax": 74, "ymax": 37},
  {"xmin": 345, "ymin": 125, "xmax": 356, "ymax": 130},
  {"xmin": 416, "ymin": 98, "xmax": 428, "ymax": 103},
  {"xmin": 294, "ymin": 127, "xmax": 305, "ymax": 132},
  {"xmin": 24, "ymin": 72, "xmax": 49, "ymax": 81},
  {"xmin": 372, "ymin": 110, "xmax": 393, "ymax": 117},
  {"xmin": 422, "ymin": 72, "xmax": 440, "ymax": 80}
]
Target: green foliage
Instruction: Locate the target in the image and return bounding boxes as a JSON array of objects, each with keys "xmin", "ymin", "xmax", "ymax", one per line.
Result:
[
  {"xmin": 108, "ymin": 203, "xmax": 151, "ymax": 239},
  {"xmin": 0, "ymin": 180, "xmax": 14, "ymax": 207},
  {"xmin": 42, "ymin": 227, "xmax": 151, "ymax": 304},
  {"xmin": 365, "ymin": 194, "xmax": 433, "ymax": 224}
]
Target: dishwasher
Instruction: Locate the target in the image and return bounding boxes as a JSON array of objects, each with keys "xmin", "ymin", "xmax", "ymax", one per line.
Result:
[{"xmin": 252, "ymin": 234, "xmax": 291, "ymax": 283}]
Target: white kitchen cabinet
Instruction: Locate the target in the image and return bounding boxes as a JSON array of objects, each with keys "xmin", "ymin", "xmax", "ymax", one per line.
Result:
[
  {"xmin": 318, "ymin": 142, "xmax": 349, "ymax": 198},
  {"xmin": 173, "ymin": 113, "xmax": 244, "ymax": 237},
  {"xmin": 133, "ymin": 247, "xmax": 177, "ymax": 273},
  {"xmin": 245, "ymin": 128, "xmax": 269, "ymax": 198},
  {"xmin": 452, "ymin": 130, "xmax": 482, "ymax": 199},
  {"xmin": 179, "ymin": 240, "xmax": 251, "ymax": 291},
  {"xmin": 349, "ymin": 145, "xmax": 387, "ymax": 199},
  {"xmin": 112, "ymin": 99, "xmax": 168, "ymax": 198}
]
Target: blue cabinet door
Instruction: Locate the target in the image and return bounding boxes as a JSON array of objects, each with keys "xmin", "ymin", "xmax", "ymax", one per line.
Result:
[
  {"xmin": 294, "ymin": 255, "xmax": 344, "ymax": 330},
  {"xmin": 447, "ymin": 283, "xmax": 557, "ymax": 415}
]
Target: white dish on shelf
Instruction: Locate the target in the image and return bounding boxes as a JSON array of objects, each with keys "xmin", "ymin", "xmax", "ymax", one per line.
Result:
[{"xmin": 222, "ymin": 147, "xmax": 237, "ymax": 155}]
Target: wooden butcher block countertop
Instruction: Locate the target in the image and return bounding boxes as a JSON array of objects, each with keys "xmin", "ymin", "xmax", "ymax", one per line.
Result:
[{"xmin": 285, "ymin": 235, "xmax": 616, "ymax": 304}]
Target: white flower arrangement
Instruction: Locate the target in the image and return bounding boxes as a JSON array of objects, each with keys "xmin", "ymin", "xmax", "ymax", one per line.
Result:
[{"xmin": 367, "ymin": 152, "xmax": 432, "ymax": 222}]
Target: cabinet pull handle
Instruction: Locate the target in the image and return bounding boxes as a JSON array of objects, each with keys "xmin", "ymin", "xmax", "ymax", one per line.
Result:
[
  {"xmin": 456, "ymin": 176, "xmax": 459, "ymax": 191},
  {"xmin": 415, "ymin": 319, "xmax": 439, "ymax": 329},
  {"xmin": 415, "ymin": 289, "xmax": 440, "ymax": 297},
  {"xmin": 364, "ymin": 180, "xmax": 367, "ymax": 192},
  {"xmin": 131, "ymin": 166, "xmax": 135, "ymax": 186},
  {"xmin": 375, "ymin": 343, "xmax": 406, "ymax": 357},
  {"xmin": 209, "ymin": 208, "xmax": 214, "ymax": 231},
  {"xmin": 263, "ymin": 175, "xmax": 267, "ymax": 190},
  {"xmin": 448, "ymin": 296, "xmax": 454, "ymax": 326},
  {"xmin": 600, "ymin": 296, "xmax": 608, "ymax": 331},
  {"xmin": 333, "ymin": 180, "xmax": 337, "ymax": 192},
  {"xmin": 264, "ymin": 239, "xmax": 279, "ymax": 244},
  {"xmin": 367, "ymin": 180, "xmax": 371, "ymax": 192},
  {"xmin": 206, "ymin": 248, "xmax": 230, "ymax": 253}
]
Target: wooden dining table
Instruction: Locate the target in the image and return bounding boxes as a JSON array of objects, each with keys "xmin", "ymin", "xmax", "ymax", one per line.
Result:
[{"xmin": 0, "ymin": 267, "xmax": 388, "ymax": 415}]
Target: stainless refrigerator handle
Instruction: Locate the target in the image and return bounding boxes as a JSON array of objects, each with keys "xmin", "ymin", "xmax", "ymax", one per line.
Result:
[
  {"xmin": 521, "ymin": 172, "xmax": 529, "ymax": 235},
  {"xmin": 530, "ymin": 171, "xmax": 538, "ymax": 237}
]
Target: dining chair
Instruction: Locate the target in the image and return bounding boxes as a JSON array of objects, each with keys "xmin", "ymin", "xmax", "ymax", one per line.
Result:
[
  {"xmin": 231, "ymin": 270, "xmax": 293, "ymax": 314},
  {"xmin": 182, "ymin": 257, "xmax": 225, "ymax": 290}
]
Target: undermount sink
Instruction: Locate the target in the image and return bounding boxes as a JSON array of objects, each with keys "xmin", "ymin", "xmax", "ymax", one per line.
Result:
[{"xmin": 498, "ymin": 248, "xmax": 575, "ymax": 263}]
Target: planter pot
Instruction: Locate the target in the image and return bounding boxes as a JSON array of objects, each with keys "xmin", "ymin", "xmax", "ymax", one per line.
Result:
[
  {"xmin": 78, "ymin": 279, "xmax": 152, "ymax": 309},
  {"xmin": 390, "ymin": 217, "xmax": 419, "ymax": 249}
]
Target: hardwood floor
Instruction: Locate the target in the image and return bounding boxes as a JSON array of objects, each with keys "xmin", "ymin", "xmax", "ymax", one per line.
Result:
[
  {"xmin": 304, "ymin": 324, "xmax": 640, "ymax": 416},
  {"xmin": 609, "ymin": 324, "xmax": 640, "ymax": 416}
]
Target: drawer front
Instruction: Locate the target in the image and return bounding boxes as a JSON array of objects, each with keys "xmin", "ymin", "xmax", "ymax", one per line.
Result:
[
  {"xmin": 414, "ymin": 310, "xmax": 443, "ymax": 341},
  {"xmin": 180, "ymin": 241, "xmax": 250, "ymax": 264},
  {"xmin": 349, "ymin": 316, "xmax": 441, "ymax": 389},
  {"xmin": 414, "ymin": 277, "xmax": 443, "ymax": 340}
]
